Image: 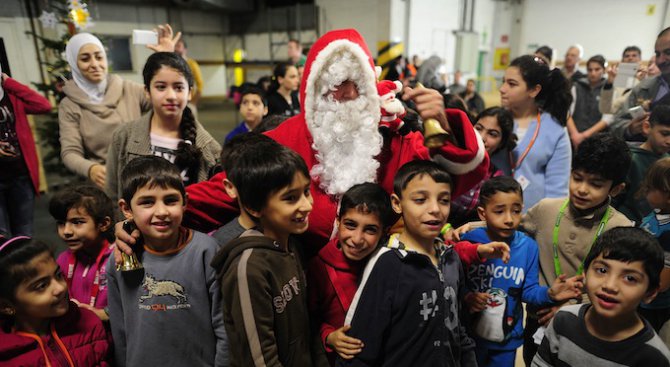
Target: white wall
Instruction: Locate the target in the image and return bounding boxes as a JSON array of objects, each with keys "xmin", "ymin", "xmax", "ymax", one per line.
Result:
[{"xmin": 516, "ymin": 0, "xmax": 667, "ymax": 63}]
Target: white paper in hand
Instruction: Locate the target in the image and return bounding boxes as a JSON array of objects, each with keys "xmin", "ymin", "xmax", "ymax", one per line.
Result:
[{"xmin": 614, "ymin": 63, "xmax": 638, "ymax": 89}]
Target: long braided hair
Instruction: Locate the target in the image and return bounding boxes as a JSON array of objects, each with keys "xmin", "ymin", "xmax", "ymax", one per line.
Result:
[{"xmin": 143, "ymin": 52, "xmax": 203, "ymax": 183}]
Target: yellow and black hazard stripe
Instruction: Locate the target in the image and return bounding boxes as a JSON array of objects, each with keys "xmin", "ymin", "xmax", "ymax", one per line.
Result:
[{"xmin": 377, "ymin": 41, "xmax": 404, "ymax": 80}]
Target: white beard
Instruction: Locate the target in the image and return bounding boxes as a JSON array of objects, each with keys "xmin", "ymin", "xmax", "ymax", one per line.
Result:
[{"xmin": 310, "ymin": 94, "xmax": 382, "ymax": 196}]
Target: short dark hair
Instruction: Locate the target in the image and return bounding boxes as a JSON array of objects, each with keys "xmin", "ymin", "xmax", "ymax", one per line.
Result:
[
  {"xmin": 241, "ymin": 86, "xmax": 268, "ymax": 107},
  {"xmin": 584, "ymin": 227, "xmax": 664, "ymax": 291},
  {"xmin": 622, "ymin": 46, "xmax": 641, "ymax": 58},
  {"xmin": 120, "ymin": 156, "xmax": 186, "ymax": 204},
  {"xmin": 572, "ymin": 133, "xmax": 631, "ymax": 186},
  {"xmin": 658, "ymin": 27, "xmax": 670, "ymax": 39},
  {"xmin": 339, "ymin": 183, "xmax": 394, "ymax": 228},
  {"xmin": 253, "ymin": 114, "xmax": 288, "ymax": 134},
  {"xmin": 640, "ymin": 157, "xmax": 670, "ymax": 197},
  {"xmin": 228, "ymin": 139, "xmax": 309, "ymax": 213},
  {"xmin": 475, "ymin": 107, "xmax": 516, "ymax": 153},
  {"xmin": 587, "ymin": 54, "xmax": 606, "ymax": 69},
  {"xmin": 649, "ymin": 104, "xmax": 670, "ymax": 128},
  {"xmin": 393, "ymin": 160, "xmax": 452, "ymax": 198},
  {"xmin": 535, "ymin": 45, "xmax": 553, "ymax": 63},
  {"xmin": 220, "ymin": 133, "xmax": 275, "ymax": 173},
  {"xmin": 49, "ymin": 184, "xmax": 114, "ymax": 228},
  {"xmin": 0, "ymin": 237, "xmax": 52, "ymax": 303},
  {"xmin": 479, "ymin": 176, "xmax": 523, "ymax": 207}
]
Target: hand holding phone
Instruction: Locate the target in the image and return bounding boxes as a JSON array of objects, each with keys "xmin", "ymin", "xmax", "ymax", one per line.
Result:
[
  {"xmin": 629, "ymin": 105, "xmax": 645, "ymax": 120},
  {"xmin": 132, "ymin": 30, "xmax": 158, "ymax": 45}
]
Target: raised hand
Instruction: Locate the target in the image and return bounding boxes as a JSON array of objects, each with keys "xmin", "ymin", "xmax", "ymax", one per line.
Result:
[
  {"xmin": 147, "ymin": 24, "xmax": 182, "ymax": 53},
  {"xmin": 548, "ymin": 274, "xmax": 584, "ymax": 302}
]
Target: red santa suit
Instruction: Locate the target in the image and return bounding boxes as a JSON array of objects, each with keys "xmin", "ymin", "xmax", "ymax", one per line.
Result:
[{"xmin": 185, "ymin": 29, "xmax": 488, "ymax": 251}]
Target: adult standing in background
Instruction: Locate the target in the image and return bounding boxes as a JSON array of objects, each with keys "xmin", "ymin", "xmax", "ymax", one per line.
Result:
[
  {"xmin": 58, "ymin": 24, "xmax": 180, "ymax": 188},
  {"xmin": 561, "ymin": 44, "xmax": 585, "ymax": 82},
  {"xmin": 288, "ymin": 38, "xmax": 306, "ymax": 66},
  {"xmin": 266, "ymin": 62, "xmax": 300, "ymax": 116},
  {"xmin": 175, "ymin": 38, "xmax": 204, "ymax": 116}
]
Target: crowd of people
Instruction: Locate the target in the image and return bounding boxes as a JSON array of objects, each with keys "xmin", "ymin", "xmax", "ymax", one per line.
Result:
[{"xmin": 0, "ymin": 21, "xmax": 669, "ymax": 367}]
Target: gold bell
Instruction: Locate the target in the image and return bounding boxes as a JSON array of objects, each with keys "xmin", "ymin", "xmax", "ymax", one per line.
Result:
[
  {"xmin": 423, "ymin": 118, "xmax": 450, "ymax": 148},
  {"xmin": 414, "ymin": 83, "xmax": 450, "ymax": 149},
  {"xmin": 117, "ymin": 252, "xmax": 143, "ymax": 272}
]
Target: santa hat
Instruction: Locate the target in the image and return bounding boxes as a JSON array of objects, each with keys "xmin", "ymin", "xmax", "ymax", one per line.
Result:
[{"xmin": 376, "ymin": 80, "xmax": 402, "ymax": 101}]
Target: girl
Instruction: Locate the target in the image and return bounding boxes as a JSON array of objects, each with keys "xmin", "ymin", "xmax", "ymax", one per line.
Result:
[
  {"xmin": 0, "ymin": 237, "xmax": 111, "ymax": 366},
  {"xmin": 48, "ymin": 185, "xmax": 114, "ymax": 321},
  {"xmin": 450, "ymin": 107, "xmax": 516, "ymax": 227},
  {"xmin": 568, "ymin": 55, "xmax": 610, "ymax": 147},
  {"xmin": 0, "ymin": 69, "xmax": 51, "ymax": 238},
  {"xmin": 59, "ymin": 25, "xmax": 179, "ymax": 188},
  {"xmin": 638, "ymin": 157, "xmax": 670, "ymax": 333},
  {"xmin": 105, "ymin": 52, "xmax": 221, "ymax": 203},
  {"xmin": 266, "ymin": 62, "xmax": 301, "ymax": 116},
  {"xmin": 499, "ymin": 54, "xmax": 572, "ymax": 210}
]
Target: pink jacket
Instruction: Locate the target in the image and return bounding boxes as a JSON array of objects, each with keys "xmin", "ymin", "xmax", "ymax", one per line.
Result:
[
  {"xmin": 4, "ymin": 77, "xmax": 52, "ymax": 193},
  {"xmin": 0, "ymin": 302, "xmax": 111, "ymax": 366}
]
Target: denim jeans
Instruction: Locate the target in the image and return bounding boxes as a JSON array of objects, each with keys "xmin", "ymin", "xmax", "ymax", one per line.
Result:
[{"xmin": 0, "ymin": 175, "xmax": 34, "ymax": 237}]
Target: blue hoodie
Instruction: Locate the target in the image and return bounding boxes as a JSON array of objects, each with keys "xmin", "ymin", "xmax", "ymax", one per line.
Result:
[{"xmin": 462, "ymin": 228, "xmax": 554, "ymax": 350}]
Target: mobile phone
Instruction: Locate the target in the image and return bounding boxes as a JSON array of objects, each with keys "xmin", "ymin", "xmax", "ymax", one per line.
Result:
[
  {"xmin": 122, "ymin": 220, "xmax": 144, "ymax": 247},
  {"xmin": 628, "ymin": 105, "xmax": 645, "ymax": 120},
  {"xmin": 132, "ymin": 30, "xmax": 158, "ymax": 45}
]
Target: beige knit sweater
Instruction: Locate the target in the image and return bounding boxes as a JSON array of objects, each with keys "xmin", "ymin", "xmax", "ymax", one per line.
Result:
[{"xmin": 58, "ymin": 74, "xmax": 151, "ymax": 177}]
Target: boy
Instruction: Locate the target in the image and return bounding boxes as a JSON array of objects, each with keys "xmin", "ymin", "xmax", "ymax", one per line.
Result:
[
  {"xmin": 224, "ymin": 87, "xmax": 268, "ymax": 143},
  {"xmin": 337, "ymin": 160, "xmax": 477, "ymax": 367},
  {"xmin": 308, "ymin": 183, "xmax": 395, "ymax": 364},
  {"xmin": 106, "ymin": 156, "xmax": 227, "ymax": 367},
  {"xmin": 532, "ymin": 227, "xmax": 670, "ymax": 366},
  {"xmin": 518, "ymin": 133, "xmax": 635, "ymax": 365},
  {"xmin": 461, "ymin": 176, "xmax": 582, "ymax": 367},
  {"xmin": 210, "ymin": 140, "xmax": 328, "ymax": 366},
  {"xmin": 211, "ymin": 133, "xmax": 277, "ymax": 246},
  {"xmin": 613, "ymin": 104, "xmax": 670, "ymax": 225}
]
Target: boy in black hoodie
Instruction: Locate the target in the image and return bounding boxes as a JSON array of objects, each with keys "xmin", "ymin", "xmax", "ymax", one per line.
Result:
[
  {"xmin": 210, "ymin": 139, "xmax": 327, "ymax": 367},
  {"xmin": 337, "ymin": 160, "xmax": 477, "ymax": 367}
]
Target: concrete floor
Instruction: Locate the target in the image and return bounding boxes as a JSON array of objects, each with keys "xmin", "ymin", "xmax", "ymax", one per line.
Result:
[{"xmin": 34, "ymin": 100, "xmax": 240, "ymax": 255}]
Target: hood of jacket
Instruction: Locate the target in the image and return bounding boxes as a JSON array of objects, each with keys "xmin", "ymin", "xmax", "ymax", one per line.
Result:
[
  {"xmin": 317, "ymin": 237, "xmax": 364, "ymax": 273},
  {"xmin": 211, "ymin": 229, "xmax": 289, "ymax": 276}
]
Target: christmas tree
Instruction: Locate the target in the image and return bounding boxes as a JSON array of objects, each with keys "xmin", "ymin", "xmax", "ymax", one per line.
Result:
[{"xmin": 30, "ymin": 0, "xmax": 94, "ymax": 175}]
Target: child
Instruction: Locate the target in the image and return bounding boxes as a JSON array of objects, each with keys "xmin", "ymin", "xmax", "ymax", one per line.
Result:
[
  {"xmin": 224, "ymin": 86, "xmax": 268, "ymax": 143},
  {"xmin": 461, "ymin": 176, "xmax": 582, "ymax": 367},
  {"xmin": 210, "ymin": 140, "xmax": 328, "ymax": 366},
  {"xmin": 105, "ymin": 52, "xmax": 221, "ymax": 203},
  {"xmin": 211, "ymin": 133, "xmax": 277, "ymax": 246},
  {"xmin": 338, "ymin": 160, "xmax": 477, "ymax": 367},
  {"xmin": 49, "ymin": 185, "xmax": 114, "ymax": 321},
  {"xmin": 613, "ymin": 104, "xmax": 670, "ymax": 225},
  {"xmin": 639, "ymin": 157, "xmax": 670, "ymax": 333},
  {"xmin": 532, "ymin": 227, "xmax": 670, "ymax": 366},
  {"xmin": 106, "ymin": 155, "xmax": 227, "ymax": 366},
  {"xmin": 308, "ymin": 182, "xmax": 394, "ymax": 364},
  {"xmin": 450, "ymin": 106, "xmax": 516, "ymax": 226},
  {"xmin": 0, "ymin": 236, "xmax": 111, "ymax": 365},
  {"xmin": 0, "ymin": 70, "xmax": 52, "ymax": 237},
  {"xmin": 520, "ymin": 133, "xmax": 635, "ymax": 365}
]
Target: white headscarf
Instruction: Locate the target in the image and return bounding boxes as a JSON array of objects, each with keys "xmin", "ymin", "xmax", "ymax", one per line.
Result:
[{"xmin": 65, "ymin": 33, "xmax": 108, "ymax": 104}]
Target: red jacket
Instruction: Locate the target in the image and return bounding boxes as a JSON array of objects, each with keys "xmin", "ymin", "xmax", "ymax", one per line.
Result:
[
  {"xmin": 3, "ymin": 77, "xmax": 52, "ymax": 193},
  {"xmin": 184, "ymin": 29, "xmax": 488, "ymax": 250},
  {"xmin": 0, "ymin": 302, "xmax": 111, "ymax": 366}
]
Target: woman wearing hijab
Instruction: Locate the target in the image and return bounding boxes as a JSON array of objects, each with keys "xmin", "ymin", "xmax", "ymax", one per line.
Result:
[
  {"xmin": 0, "ymin": 68, "xmax": 52, "ymax": 237},
  {"xmin": 58, "ymin": 25, "xmax": 180, "ymax": 188}
]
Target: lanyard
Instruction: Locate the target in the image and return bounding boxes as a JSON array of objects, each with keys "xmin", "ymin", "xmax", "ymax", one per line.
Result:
[
  {"xmin": 552, "ymin": 199, "xmax": 611, "ymax": 277},
  {"xmin": 14, "ymin": 322, "xmax": 75, "ymax": 367},
  {"xmin": 65, "ymin": 241, "xmax": 110, "ymax": 307},
  {"xmin": 510, "ymin": 113, "xmax": 541, "ymax": 174}
]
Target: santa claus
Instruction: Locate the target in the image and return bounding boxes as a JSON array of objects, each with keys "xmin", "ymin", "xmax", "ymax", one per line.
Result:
[{"xmin": 120, "ymin": 29, "xmax": 488, "ymax": 251}]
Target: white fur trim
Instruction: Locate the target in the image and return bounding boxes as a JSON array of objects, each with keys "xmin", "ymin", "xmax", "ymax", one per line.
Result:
[
  {"xmin": 304, "ymin": 39, "xmax": 379, "ymax": 130},
  {"xmin": 392, "ymin": 80, "xmax": 402, "ymax": 92},
  {"xmin": 375, "ymin": 66, "xmax": 382, "ymax": 78},
  {"xmin": 434, "ymin": 128, "xmax": 486, "ymax": 175}
]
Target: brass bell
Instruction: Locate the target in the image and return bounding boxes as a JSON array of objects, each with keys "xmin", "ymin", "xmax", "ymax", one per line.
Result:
[
  {"xmin": 117, "ymin": 252, "xmax": 143, "ymax": 272},
  {"xmin": 414, "ymin": 83, "xmax": 451, "ymax": 149},
  {"xmin": 423, "ymin": 118, "xmax": 450, "ymax": 148}
]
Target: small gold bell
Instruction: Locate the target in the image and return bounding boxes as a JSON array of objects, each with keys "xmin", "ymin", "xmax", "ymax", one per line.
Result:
[
  {"xmin": 423, "ymin": 118, "xmax": 450, "ymax": 148},
  {"xmin": 117, "ymin": 252, "xmax": 143, "ymax": 272}
]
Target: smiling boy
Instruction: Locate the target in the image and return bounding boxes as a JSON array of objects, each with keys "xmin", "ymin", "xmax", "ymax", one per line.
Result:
[{"xmin": 532, "ymin": 227, "xmax": 670, "ymax": 366}]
